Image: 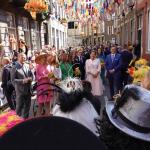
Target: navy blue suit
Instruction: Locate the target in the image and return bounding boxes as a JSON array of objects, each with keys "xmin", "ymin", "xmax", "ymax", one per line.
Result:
[{"xmin": 105, "ymin": 53, "xmax": 122, "ymax": 99}]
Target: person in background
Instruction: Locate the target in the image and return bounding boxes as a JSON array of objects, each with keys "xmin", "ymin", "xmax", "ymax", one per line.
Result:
[
  {"xmin": 18, "ymin": 39, "xmax": 28, "ymax": 56},
  {"xmin": 47, "ymin": 54, "xmax": 62, "ymax": 81},
  {"xmin": 85, "ymin": 50, "xmax": 103, "ymax": 97},
  {"xmin": 98, "ymin": 48, "xmax": 106, "ymax": 85},
  {"xmin": 121, "ymin": 44, "xmax": 133, "ymax": 87},
  {"xmin": 133, "ymin": 41, "xmax": 141, "ymax": 60},
  {"xmin": 105, "ymin": 46, "xmax": 122, "ymax": 100},
  {"xmin": 29, "ymin": 56, "xmax": 36, "ymax": 81},
  {"xmin": 82, "ymin": 80, "xmax": 101, "ymax": 115},
  {"xmin": 12, "ymin": 51, "xmax": 18, "ymax": 65},
  {"xmin": 1, "ymin": 57, "xmax": 15, "ymax": 110},
  {"xmin": 73, "ymin": 48, "xmax": 86, "ymax": 80},
  {"xmin": 11, "ymin": 53, "xmax": 33, "ymax": 118},
  {"xmin": 52, "ymin": 78, "xmax": 99, "ymax": 136},
  {"xmin": 9, "ymin": 34, "xmax": 17, "ymax": 56},
  {"xmin": 60, "ymin": 53, "xmax": 73, "ymax": 80},
  {"xmin": 141, "ymin": 70, "xmax": 150, "ymax": 90}
]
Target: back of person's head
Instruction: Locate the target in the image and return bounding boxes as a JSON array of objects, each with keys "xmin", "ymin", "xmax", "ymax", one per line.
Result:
[
  {"xmin": 123, "ymin": 44, "xmax": 128, "ymax": 49},
  {"xmin": 128, "ymin": 46, "xmax": 134, "ymax": 52},
  {"xmin": 57, "ymin": 78, "xmax": 84, "ymax": 112},
  {"xmin": 2, "ymin": 57, "xmax": 10, "ymax": 66},
  {"xmin": 0, "ymin": 117, "xmax": 107, "ymax": 150},
  {"xmin": 82, "ymin": 80, "xmax": 92, "ymax": 93}
]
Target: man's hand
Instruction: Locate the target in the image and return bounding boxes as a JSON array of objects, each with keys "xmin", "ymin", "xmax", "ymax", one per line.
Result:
[
  {"xmin": 23, "ymin": 78, "xmax": 29, "ymax": 84},
  {"xmin": 23, "ymin": 77, "xmax": 32, "ymax": 84},
  {"xmin": 27, "ymin": 77, "xmax": 32, "ymax": 82},
  {"xmin": 109, "ymin": 69, "xmax": 115, "ymax": 74}
]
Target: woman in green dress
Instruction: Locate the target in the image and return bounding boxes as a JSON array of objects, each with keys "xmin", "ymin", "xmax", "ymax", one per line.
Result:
[{"xmin": 60, "ymin": 53, "xmax": 73, "ymax": 80}]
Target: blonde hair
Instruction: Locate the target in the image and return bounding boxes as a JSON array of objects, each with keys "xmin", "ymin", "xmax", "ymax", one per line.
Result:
[
  {"xmin": 142, "ymin": 70, "xmax": 150, "ymax": 90},
  {"xmin": 2, "ymin": 56, "xmax": 10, "ymax": 63}
]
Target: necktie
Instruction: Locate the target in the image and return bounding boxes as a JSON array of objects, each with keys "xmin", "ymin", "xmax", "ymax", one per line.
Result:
[
  {"xmin": 22, "ymin": 64, "xmax": 28, "ymax": 77},
  {"xmin": 79, "ymin": 56, "xmax": 81, "ymax": 62},
  {"xmin": 112, "ymin": 54, "xmax": 115, "ymax": 62}
]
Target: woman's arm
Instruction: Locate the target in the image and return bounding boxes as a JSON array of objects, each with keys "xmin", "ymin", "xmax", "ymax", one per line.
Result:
[{"xmin": 85, "ymin": 60, "xmax": 92, "ymax": 74}]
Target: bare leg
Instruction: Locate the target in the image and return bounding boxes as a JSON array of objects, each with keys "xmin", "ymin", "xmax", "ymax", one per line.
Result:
[
  {"xmin": 45, "ymin": 102, "xmax": 50, "ymax": 116},
  {"xmin": 37, "ymin": 103, "xmax": 44, "ymax": 117}
]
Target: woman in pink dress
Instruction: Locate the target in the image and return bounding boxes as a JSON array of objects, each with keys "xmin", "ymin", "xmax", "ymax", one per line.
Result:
[
  {"xmin": 35, "ymin": 54, "xmax": 53, "ymax": 116},
  {"xmin": 85, "ymin": 51, "xmax": 104, "ymax": 96}
]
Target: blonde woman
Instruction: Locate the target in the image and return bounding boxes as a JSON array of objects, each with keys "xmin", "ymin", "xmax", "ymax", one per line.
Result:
[
  {"xmin": 35, "ymin": 54, "xmax": 53, "ymax": 116},
  {"xmin": 141, "ymin": 70, "xmax": 150, "ymax": 90}
]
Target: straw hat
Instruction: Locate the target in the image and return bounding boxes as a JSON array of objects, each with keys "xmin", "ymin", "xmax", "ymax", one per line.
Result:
[{"xmin": 35, "ymin": 53, "xmax": 48, "ymax": 64}]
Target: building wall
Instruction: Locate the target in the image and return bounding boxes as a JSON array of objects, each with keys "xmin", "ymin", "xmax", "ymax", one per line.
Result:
[
  {"xmin": 0, "ymin": 6, "xmax": 42, "ymax": 56},
  {"xmin": 49, "ymin": 18, "xmax": 67, "ymax": 50},
  {"xmin": 114, "ymin": 0, "xmax": 150, "ymax": 60},
  {"xmin": 136, "ymin": 0, "xmax": 150, "ymax": 60},
  {"xmin": 48, "ymin": 0, "xmax": 68, "ymax": 50}
]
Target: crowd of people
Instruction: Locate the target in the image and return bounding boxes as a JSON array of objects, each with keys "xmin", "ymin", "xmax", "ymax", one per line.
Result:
[
  {"xmin": 1, "ymin": 39, "xmax": 150, "ymax": 149},
  {"xmin": 0, "ymin": 41, "xmax": 149, "ymax": 118}
]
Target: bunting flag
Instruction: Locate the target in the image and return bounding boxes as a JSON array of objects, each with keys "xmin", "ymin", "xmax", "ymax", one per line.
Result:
[{"xmin": 56, "ymin": 0, "xmax": 124, "ymax": 23}]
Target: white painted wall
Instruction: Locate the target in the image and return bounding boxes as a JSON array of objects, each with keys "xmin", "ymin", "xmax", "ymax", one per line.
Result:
[{"xmin": 48, "ymin": 17, "xmax": 67, "ymax": 50}]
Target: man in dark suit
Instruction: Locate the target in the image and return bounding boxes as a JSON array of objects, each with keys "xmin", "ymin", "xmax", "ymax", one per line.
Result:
[
  {"xmin": 105, "ymin": 46, "xmax": 122, "ymax": 100},
  {"xmin": 1, "ymin": 57, "xmax": 15, "ymax": 110},
  {"xmin": 11, "ymin": 53, "xmax": 33, "ymax": 118},
  {"xmin": 121, "ymin": 45, "xmax": 133, "ymax": 87},
  {"xmin": 73, "ymin": 49, "xmax": 86, "ymax": 80}
]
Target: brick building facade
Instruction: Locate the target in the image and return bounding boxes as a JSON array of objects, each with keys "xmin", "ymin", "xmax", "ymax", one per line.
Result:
[{"xmin": 136, "ymin": 0, "xmax": 150, "ymax": 60}]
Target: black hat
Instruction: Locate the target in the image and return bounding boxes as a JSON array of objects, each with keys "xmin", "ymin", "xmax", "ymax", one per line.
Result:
[{"xmin": 0, "ymin": 116, "xmax": 106, "ymax": 150}]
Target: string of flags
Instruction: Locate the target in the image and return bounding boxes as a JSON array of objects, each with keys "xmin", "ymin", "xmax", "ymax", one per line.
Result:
[{"xmin": 57, "ymin": 0, "xmax": 124, "ymax": 24}]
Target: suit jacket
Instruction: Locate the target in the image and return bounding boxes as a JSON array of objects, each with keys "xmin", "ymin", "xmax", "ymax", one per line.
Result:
[
  {"xmin": 121, "ymin": 50, "xmax": 133, "ymax": 71},
  {"xmin": 1, "ymin": 65, "xmax": 10, "ymax": 89},
  {"xmin": 11, "ymin": 62, "xmax": 33, "ymax": 95},
  {"xmin": 1, "ymin": 64, "xmax": 14, "ymax": 92},
  {"xmin": 105, "ymin": 53, "xmax": 122, "ymax": 77},
  {"xmin": 73, "ymin": 56, "xmax": 86, "ymax": 79}
]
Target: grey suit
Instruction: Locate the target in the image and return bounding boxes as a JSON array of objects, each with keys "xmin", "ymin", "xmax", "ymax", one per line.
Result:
[{"xmin": 11, "ymin": 62, "xmax": 33, "ymax": 118}]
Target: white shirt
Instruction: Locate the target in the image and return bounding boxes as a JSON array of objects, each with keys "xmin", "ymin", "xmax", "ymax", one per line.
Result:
[
  {"xmin": 52, "ymin": 98, "xmax": 99, "ymax": 136},
  {"xmin": 111, "ymin": 54, "xmax": 115, "ymax": 61}
]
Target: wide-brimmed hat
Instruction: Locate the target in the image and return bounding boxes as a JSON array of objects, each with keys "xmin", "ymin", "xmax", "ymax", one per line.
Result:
[
  {"xmin": 35, "ymin": 53, "xmax": 48, "ymax": 64},
  {"xmin": 0, "ymin": 116, "xmax": 106, "ymax": 150},
  {"xmin": 106, "ymin": 84, "xmax": 150, "ymax": 142}
]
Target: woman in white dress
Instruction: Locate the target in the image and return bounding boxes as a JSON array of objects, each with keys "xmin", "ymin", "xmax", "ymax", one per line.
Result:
[{"xmin": 85, "ymin": 51, "xmax": 103, "ymax": 96}]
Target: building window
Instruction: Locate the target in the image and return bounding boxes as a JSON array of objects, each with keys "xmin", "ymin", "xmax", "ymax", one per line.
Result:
[
  {"xmin": 30, "ymin": 21, "xmax": 40, "ymax": 50},
  {"xmin": 52, "ymin": 28, "xmax": 55, "ymax": 47},
  {"xmin": 6, "ymin": 13, "xmax": 15, "ymax": 28},
  {"xmin": 131, "ymin": 19, "xmax": 134, "ymax": 44},
  {"xmin": 137, "ymin": 15, "xmax": 142, "ymax": 30},
  {"xmin": 56, "ymin": 29, "xmax": 59, "ymax": 50},
  {"xmin": 148, "ymin": 11, "xmax": 150, "ymax": 52},
  {"xmin": 108, "ymin": 26, "xmax": 112, "ymax": 35},
  {"xmin": 0, "ymin": 10, "xmax": 6, "ymax": 22}
]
